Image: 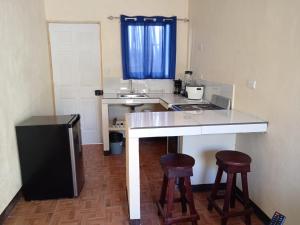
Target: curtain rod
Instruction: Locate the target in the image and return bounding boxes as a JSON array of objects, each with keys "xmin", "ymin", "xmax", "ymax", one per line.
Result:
[{"xmin": 107, "ymin": 16, "xmax": 189, "ymax": 22}]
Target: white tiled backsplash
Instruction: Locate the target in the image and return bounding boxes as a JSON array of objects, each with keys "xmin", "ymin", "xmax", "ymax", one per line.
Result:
[
  {"xmin": 103, "ymin": 77, "xmax": 174, "ymax": 94},
  {"xmin": 195, "ymin": 79, "xmax": 235, "ymax": 108},
  {"xmin": 103, "ymin": 77, "xmax": 235, "ymax": 107}
]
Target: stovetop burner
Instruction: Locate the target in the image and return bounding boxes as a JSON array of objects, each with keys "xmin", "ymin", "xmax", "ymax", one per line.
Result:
[{"xmin": 171, "ymin": 103, "xmax": 224, "ymax": 111}]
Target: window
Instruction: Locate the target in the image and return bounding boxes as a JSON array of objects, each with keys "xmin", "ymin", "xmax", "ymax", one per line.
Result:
[{"xmin": 121, "ymin": 15, "xmax": 177, "ymax": 79}]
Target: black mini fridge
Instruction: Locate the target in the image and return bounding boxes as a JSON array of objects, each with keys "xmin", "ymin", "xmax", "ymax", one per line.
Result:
[{"xmin": 15, "ymin": 114, "xmax": 85, "ymax": 200}]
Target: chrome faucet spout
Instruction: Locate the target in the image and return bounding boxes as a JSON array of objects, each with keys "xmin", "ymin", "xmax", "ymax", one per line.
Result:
[{"xmin": 129, "ymin": 79, "xmax": 134, "ymax": 93}]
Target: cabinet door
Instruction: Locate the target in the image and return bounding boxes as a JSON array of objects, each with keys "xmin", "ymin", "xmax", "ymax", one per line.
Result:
[{"xmin": 49, "ymin": 23, "xmax": 102, "ymax": 144}]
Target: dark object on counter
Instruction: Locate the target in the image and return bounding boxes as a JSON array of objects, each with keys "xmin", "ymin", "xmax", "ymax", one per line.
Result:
[
  {"xmin": 157, "ymin": 153, "xmax": 199, "ymax": 225},
  {"xmin": 15, "ymin": 115, "xmax": 84, "ymax": 200},
  {"xmin": 173, "ymin": 79, "xmax": 182, "ymax": 94},
  {"xmin": 109, "ymin": 132, "xmax": 123, "ymax": 154},
  {"xmin": 208, "ymin": 150, "xmax": 252, "ymax": 225}
]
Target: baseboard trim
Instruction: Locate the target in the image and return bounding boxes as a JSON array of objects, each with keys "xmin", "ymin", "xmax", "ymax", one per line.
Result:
[
  {"xmin": 0, "ymin": 189, "xmax": 22, "ymax": 224},
  {"xmin": 192, "ymin": 184, "xmax": 270, "ymax": 225},
  {"xmin": 235, "ymin": 188, "xmax": 270, "ymax": 225},
  {"xmin": 129, "ymin": 219, "xmax": 141, "ymax": 225}
]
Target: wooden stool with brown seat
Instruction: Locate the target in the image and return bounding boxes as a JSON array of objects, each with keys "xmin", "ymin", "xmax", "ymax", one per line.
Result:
[
  {"xmin": 157, "ymin": 153, "xmax": 199, "ymax": 225},
  {"xmin": 207, "ymin": 150, "xmax": 252, "ymax": 225}
]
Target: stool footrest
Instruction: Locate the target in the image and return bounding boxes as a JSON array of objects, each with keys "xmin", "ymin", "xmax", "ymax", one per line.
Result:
[
  {"xmin": 157, "ymin": 201, "xmax": 199, "ymax": 224},
  {"xmin": 208, "ymin": 197, "xmax": 252, "ymax": 218},
  {"xmin": 167, "ymin": 214, "xmax": 199, "ymax": 224}
]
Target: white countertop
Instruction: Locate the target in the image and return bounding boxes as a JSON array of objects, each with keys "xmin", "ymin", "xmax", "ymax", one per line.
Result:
[
  {"xmin": 126, "ymin": 109, "xmax": 267, "ymax": 129},
  {"xmin": 102, "ymin": 93, "xmax": 208, "ymax": 106},
  {"xmin": 149, "ymin": 93, "xmax": 209, "ymax": 105}
]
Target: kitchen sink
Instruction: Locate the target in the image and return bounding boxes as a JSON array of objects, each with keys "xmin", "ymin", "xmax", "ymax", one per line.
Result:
[{"xmin": 118, "ymin": 93, "xmax": 148, "ymax": 98}]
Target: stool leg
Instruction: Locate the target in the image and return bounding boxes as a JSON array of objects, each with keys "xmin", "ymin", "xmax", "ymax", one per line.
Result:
[
  {"xmin": 230, "ymin": 174, "xmax": 236, "ymax": 208},
  {"xmin": 222, "ymin": 173, "xmax": 234, "ymax": 225},
  {"xmin": 184, "ymin": 177, "xmax": 198, "ymax": 224},
  {"xmin": 179, "ymin": 177, "xmax": 187, "ymax": 213},
  {"xmin": 166, "ymin": 177, "xmax": 176, "ymax": 219},
  {"xmin": 241, "ymin": 173, "xmax": 251, "ymax": 225},
  {"xmin": 159, "ymin": 175, "xmax": 168, "ymax": 208},
  {"xmin": 208, "ymin": 167, "xmax": 223, "ymax": 211}
]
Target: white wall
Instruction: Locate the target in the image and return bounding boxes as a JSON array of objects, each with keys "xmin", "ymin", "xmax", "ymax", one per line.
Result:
[
  {"xmin": 189, "ymin": 0, "xmax": 300, "ymax": 224},
  {"xmin": 44, "ymin": 0, "xmax": 190, "ymax": 83},
  {"xmin": 0, "ymin": 0, "xmax": 54, "ymax": 213}
]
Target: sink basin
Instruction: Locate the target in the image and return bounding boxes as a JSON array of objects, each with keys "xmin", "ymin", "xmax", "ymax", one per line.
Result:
[{"xmin": 118, "ymin": 93, "xmax": 148, "ymax": 98}]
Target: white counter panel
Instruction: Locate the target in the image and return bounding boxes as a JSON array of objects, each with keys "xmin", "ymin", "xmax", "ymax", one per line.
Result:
[{"xmin": 181, "ymin": 134, "xmax": 236, "ymax": 185}]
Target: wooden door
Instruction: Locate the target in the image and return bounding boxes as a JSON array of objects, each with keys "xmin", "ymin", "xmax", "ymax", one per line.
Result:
[{"xmin": 49, "ymin": 23, "xmax": 102, "ymax": 144}]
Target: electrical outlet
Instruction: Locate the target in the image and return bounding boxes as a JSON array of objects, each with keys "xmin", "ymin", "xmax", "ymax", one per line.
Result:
[{"xmin": 247, "ymin": 80, "xmax": 256, "ymax": 89}]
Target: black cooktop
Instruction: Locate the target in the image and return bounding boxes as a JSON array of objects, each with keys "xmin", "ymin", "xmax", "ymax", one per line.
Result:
[{"xmin": 171, "ymin": 104, "xmax": 224, "ymax": 111}]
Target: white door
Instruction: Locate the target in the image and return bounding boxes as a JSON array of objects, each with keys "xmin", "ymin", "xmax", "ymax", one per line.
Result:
[{"xmin": 49, "ymin": 23, "xmax": 102, "ymax": 144}]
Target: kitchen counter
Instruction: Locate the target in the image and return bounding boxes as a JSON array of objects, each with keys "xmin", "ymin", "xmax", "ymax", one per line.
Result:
[
  {"xmin": 101, "ymin": 93, "xmax": 210, "ymax": 151},
  {"xmin": 127, "ymin": 109, "xmax": 267, "ymax": 130},
  {"xmin": 125, "ymin": 109, "xmax": 268, "ymax": 223}
]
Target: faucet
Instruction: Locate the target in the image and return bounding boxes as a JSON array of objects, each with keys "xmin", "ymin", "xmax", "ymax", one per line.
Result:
[{"xmin": 129, "ymin": 79, "xmax": 134, "ymax": 93}]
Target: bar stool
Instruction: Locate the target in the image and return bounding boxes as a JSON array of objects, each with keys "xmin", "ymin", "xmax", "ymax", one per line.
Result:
[
  {"xmin": 207, "ymin": 150, "xmax": 252, "ymax": 225},
  {"xmin": 157, "ymin": 153, "xmax": 199, "ymax": 225}
]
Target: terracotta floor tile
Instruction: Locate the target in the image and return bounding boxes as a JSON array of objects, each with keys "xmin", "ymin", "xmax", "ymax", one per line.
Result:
[{"xmin": 4, "ymin": 138, "xmax": 263, "ymax": 225}]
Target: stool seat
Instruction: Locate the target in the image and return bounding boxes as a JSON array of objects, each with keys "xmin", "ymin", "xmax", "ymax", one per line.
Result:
[
  {"xmin": 161, "ymin": 153, "xmax": 195, "ymax": 178},
  {"xmin": 161, "ymin": 153, "xmax": 195, "ymax": 168},
  {"xmin": 216, "ymin": 151, "xmax": 251, "ymax": 167}
]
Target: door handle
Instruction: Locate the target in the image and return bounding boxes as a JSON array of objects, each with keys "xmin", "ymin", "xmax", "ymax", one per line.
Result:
[{"xmin": 95, "ymin": 90, "xmax": 103, "ymax": 96}]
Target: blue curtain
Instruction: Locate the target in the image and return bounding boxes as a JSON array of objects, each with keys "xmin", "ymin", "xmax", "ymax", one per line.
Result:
[{"xmin": 121, "ymin": 15, "xmax": 177, "ymax": 80}]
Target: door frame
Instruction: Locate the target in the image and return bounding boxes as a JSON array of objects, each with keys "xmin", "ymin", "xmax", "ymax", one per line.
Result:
[{"xmin": 46, "ymin": 20, "xmax": 104, "ymax": 113}]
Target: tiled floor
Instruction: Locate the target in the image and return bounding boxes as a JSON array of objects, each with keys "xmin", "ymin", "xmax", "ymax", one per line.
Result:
[{"xmin": 4, "ymin": 138, "xmax": 263, "ymax": 225}]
